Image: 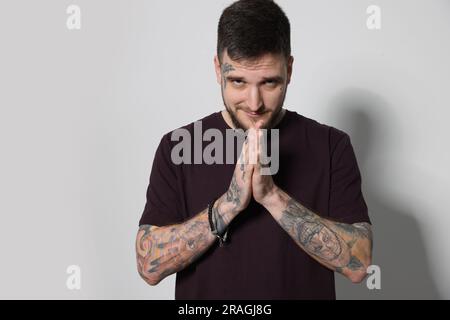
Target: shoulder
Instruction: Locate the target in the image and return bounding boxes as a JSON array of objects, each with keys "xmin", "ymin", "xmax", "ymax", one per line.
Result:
[
  {"xmin": 158, "ymin": 111, "xmax": 223, "ymax": 147},
  {"xmin": 285, "ymin": 110, "xmax": 350, "ymax": 151}
]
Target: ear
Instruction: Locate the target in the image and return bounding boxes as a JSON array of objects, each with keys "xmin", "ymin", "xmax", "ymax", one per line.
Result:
[
  {"xmin": 214, "ymin": 55, "xmax": 222, "ymax": 85},
  {"xmin": 286, "ymin": 55, "xmax": 294, "ymax": 85}
]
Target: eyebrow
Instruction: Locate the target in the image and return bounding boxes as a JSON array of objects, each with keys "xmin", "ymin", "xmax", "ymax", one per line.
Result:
[{"xmin": 225, "ymin": 75, "xmax": 284, "ymax": 83}]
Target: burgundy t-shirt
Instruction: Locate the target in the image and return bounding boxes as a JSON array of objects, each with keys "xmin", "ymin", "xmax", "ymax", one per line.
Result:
[{"xmin": 139, "ymin": 109, "xmax": 371, "ymax": 299}]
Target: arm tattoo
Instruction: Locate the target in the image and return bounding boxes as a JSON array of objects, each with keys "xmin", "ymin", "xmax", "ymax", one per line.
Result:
[
  {"xmin": 278, "ymin": 198, "xmax": 372, "ymax": 275},
  {"xmin": 279, "ymin": 199, "xmax": 346, "ymax": 262},
  {"xmin": 226, "ymin": 175, "xmax": 241, "ymax": 208},
  {"xmin": 136, "ymin": 211, "xmax": 214, "ymax": 283},
  {"xmin": 136, "ymin": 194, "xmax": 240, "ymax": 284},
  {"xmin": 333, "ymin": 222, "xmax": 373, "ymax": 251}
]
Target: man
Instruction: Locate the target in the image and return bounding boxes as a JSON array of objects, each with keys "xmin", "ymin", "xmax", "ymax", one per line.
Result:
[{"xmin": 136, "ymin": 0, "xmax": 372, "ymax": 299}]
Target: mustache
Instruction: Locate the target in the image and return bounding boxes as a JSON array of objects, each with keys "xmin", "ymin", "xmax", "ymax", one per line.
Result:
[{"xmin": 236, "ymin": 107, "xmax": 267, "ymax": 114}]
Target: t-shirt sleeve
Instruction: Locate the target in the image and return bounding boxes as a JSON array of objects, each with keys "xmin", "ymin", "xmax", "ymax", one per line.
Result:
[
  {"xmin": 328, "ymin": 131, "xmax": 371, "ymax": 225},
  {"xmin": 139, "ymin": 133, "xmax": 185, "ymax": 227}
]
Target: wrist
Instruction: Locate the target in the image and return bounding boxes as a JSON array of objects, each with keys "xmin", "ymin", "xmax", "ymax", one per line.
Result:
[
  {"xmin": 218, "ymin": 193, "xmax": 241, "ymax": 221},
  {"xmin": 259, "ymin": 185, "xmax": 285, "ymax": 211}
]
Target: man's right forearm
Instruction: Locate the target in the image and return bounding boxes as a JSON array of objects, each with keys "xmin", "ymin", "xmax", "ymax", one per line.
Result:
[{"xmin": 136, "ymin": 194, "xmax": 238, "ymax": 285}]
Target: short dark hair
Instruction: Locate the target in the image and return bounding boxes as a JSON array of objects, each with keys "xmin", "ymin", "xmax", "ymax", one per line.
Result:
[{"xmin": 217, "ymin": 0, "xmax": 291, "ymax": 64}]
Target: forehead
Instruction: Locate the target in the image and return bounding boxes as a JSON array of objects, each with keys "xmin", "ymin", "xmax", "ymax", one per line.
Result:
[{"xmin": 222, "ymin": 51, "xmax": 285, "ymax": 76}]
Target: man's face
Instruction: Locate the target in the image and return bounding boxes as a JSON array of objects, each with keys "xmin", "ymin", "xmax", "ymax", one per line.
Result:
[{"xmin": 214, "ymin": 50, "xmax": 293, "ymax": 130}]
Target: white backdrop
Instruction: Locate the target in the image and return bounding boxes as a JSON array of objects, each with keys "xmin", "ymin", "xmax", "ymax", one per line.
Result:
[{"xmin": 0, "ymin": 0, "xmax": 448, "ymax": 299}]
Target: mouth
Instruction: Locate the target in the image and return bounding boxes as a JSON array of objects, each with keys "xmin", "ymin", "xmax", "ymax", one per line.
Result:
[{"xmin": 244, "ymin": 111, "xmax": 265, "ymax": 119}]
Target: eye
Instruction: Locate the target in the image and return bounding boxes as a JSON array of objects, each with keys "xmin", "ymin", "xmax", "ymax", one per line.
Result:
[
  {"xmin": 232, "ymin": 80, "xmax": 245, "ymax": 87},
  {"xmin": 265, "ymin": 80, "xmax": 278, "ymax": 87}
]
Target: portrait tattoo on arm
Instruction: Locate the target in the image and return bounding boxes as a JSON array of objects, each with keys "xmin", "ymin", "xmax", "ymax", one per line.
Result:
[{"xmin": 278, "ymin": 198, "xmax": 371, "ymax": 275}]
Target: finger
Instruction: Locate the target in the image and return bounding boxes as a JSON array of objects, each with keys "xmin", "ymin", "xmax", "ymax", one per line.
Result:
[
  {"xmin": 237, "ymin": 135, "xmax": 251, "ymax": 182},
  {"xmin": 247, "ymin": 162, "xmax": 255, "ymax": 178},
  {"xmin": 237, "ymin": 139, "xmax": 245, "ymax": 166},
  {"xmin": 254, "ymin": 128, "xmax": 264, "ymax": 174},
  {"xmin": 242, "ymin": 135, "xmax": 249, "ymax": 173},
  {"xmin": 253, "ymin": 128, "xmax": 259, "ymax": 175},
  {"xmin": 258, "ymin": 129, "xmax": 264, "ymax": 165},
  {"xmin": 248, "ymin": 127, "xmax": 258, "ymax": 166},
  {"xmin": 255, "ymin": 120, "xmax": 264, "ymax": 129},
  {"xmin": 237, "ymin": 132, "xmax": 248, "ymax": 166},
  {"xmin": 244, "ymin": 135, "xmax": 249, "ymax": 167}
]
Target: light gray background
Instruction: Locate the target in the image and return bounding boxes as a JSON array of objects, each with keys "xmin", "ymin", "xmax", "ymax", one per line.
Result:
[{"xmin": 0, "ymin": 0, "xmax": 449, "ymax": 299}]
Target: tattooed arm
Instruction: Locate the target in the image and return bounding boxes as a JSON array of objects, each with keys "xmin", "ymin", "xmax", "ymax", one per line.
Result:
[
  {"xmin": 260, "ymin": 187, "xmax": 373, "ymax": 283},
  {"xmin": 249, "ymin": 127, "xmax": 372, "ymax": 283},
  {"xmin": 136, "ymin": 193, "xmax": 239, "ymax": 286},
  {"xmin": 136, "ymin": 134, "xmax": 254, "ymax": 286}
]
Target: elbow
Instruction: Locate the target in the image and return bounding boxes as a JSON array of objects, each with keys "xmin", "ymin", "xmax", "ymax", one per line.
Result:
[
  {"xmin": 136, "ymin": 252, "xmax": 176, "ymax": 286},
  {"xmin": 347, "ymin": 269, "xmax": 368, "ymax": 284},
  {"xmin": 137, "ymin": 258, "xmax": 162, "ymax": 286},
  {"xmin": 348, "ymin": 237, "xmax": 373, "ymax": 284},
  {"xmin": 138, "ymin": 267, "xmax": 162, "ymax": 286},
  {"xmin": 136, "ymin": 226, "xmax": 164, "ymax": 286},
  {"xmin": 343, "ymin": 241, "xmax": 372, "ymax": 284},
  {"xmin": 347, "ymin": 253, "xmax": 372, "ymax": 284},
  {"xmin": 143, "ymin": 276, "xmax": 162, "ymax": 286}
]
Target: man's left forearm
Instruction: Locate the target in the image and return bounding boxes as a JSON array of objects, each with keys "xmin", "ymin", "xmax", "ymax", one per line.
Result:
[{"xmin": 260, "ymin": 186, "xmax": 373, "ymax": 283}]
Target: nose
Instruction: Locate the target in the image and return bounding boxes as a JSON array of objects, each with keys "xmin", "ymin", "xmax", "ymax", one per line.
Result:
[{"xmin": 247, "ymin": 86, "xmax": 264, "ymax": 112}]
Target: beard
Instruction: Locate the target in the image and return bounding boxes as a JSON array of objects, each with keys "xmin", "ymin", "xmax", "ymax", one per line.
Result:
[{"xmin": 220, "ymin": 88, "xmax": 287, "ymax": 130}]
